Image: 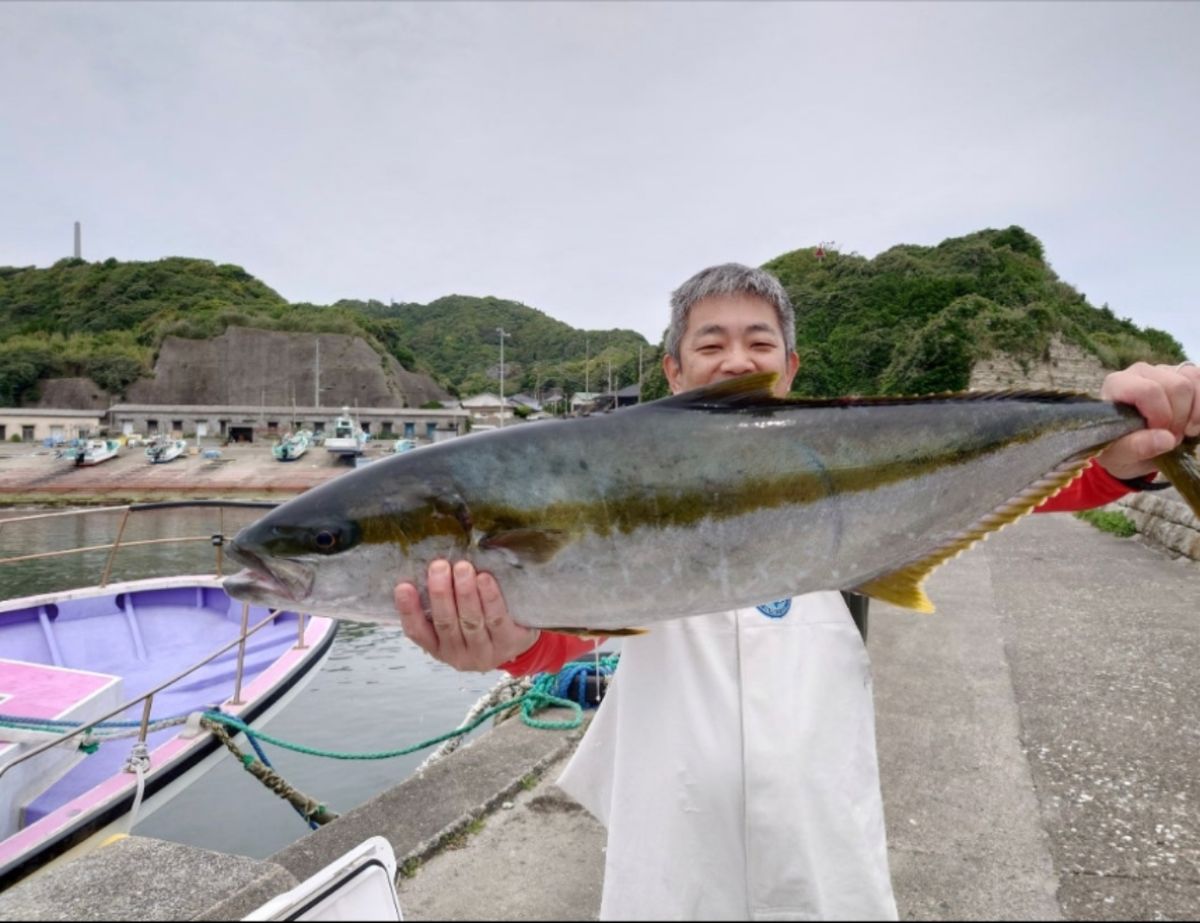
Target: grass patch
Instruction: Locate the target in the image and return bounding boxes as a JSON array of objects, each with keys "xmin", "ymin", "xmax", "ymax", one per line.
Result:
[
  {"xmin": 1074, "ymin": 508, "xmax": 1137, "ymax": 538},
  {"xmin": 399, "ymin": 857, "xmax": 422, "ymax": 879},
  {"xmin": 442, "ymin": 816, "xmax": 487, "ymax": 851}
]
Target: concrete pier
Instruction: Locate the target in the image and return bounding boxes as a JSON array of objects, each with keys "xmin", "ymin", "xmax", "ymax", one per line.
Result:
[{"xmin": 2, "ymin": 506, "xmax": 1199, "ymax": 919}]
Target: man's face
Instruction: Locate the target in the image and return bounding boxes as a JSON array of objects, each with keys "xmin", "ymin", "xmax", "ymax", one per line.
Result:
[{"xmin": 663, "ymin": 293, "xmax": 799, "ymax": 397}]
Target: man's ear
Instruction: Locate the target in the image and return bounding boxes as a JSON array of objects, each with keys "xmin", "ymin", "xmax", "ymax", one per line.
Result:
[
  {"xmin": 663, "ymin": 353, "xmax": 683, "ymax": 395},
  {"xmin": 781, "ymin": 350, "xmax": 800, "ymax": 392}
]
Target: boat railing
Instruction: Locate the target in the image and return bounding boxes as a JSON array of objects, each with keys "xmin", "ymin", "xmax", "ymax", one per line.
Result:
[
  {"xmin": 0, "ymin": 500, "xmax": 311, "ymax": 787},
  {"xmin": 0, "ymin": 499, "xmax": 278, "ymax": 585}
]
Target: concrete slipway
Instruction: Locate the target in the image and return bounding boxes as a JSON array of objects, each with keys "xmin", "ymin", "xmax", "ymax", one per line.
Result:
[{"xmin": 2, "ymin": 512, "xmax": 1199, "ymax": 920}]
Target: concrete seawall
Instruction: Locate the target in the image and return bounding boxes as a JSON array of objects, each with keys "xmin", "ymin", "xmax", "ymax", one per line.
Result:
[{"xmin": 1117, "ymin": 486, "xmax": 1200, "ymax": 562}]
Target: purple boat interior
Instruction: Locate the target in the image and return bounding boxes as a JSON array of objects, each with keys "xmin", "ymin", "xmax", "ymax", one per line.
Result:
[{"xmin": 0, "ymin": 584, "xmax": 304, "ymax": 828}]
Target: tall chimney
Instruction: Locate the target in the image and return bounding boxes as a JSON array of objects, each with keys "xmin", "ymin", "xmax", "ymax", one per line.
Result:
[{"xmin": 73, "ymin": 222, "xmax": 81, "ymax": 259}]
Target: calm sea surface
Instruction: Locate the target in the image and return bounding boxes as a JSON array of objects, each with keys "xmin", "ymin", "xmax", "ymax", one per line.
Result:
[{"xmin": 0, "ymin": 505, "xmax": 504, "ymax": 859}]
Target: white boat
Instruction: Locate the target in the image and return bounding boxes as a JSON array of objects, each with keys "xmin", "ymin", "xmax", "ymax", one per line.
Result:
[
  {"xmin": 324, "ymin": 410, "xmax": 368, "ymax": 458},
  {"xmin": 71, "ymin": 439, "xmax": 121, "ymax": 467},
  {"xmin": 245, "ymin": 836, "xmax": 403, "ymax": 921},
  {"xmin": 144, "ymin": 437, "xmax": 187, "ymax": 464},
  {"xmin": 391, "ymin": 438, "xmax": 417, "ymax": 454},
  {"xmin": 0, "ymin": 501, "xmax": 337, "ymax": 890},
  {"xmin": 273, "ymin": 429, "xmax": 312, "ymax": 463}
]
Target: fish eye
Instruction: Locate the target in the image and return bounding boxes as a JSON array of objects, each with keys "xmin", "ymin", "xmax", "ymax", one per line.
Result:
[{"xmin": 315, "ymin": 530, "xmax": 338, "ymax": 551}]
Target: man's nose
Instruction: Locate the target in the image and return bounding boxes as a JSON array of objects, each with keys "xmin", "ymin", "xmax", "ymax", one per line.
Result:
[{"xmin": 721, "ymin": 348, "xmax": 756, "ymax": 374}]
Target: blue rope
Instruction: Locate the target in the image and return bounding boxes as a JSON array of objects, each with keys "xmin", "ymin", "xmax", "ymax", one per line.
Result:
[{"xmin": 550, "ymin": 654, "xmax": 619, "ymax": 709}]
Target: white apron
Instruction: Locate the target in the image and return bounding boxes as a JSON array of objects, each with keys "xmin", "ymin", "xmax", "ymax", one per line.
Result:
[{"xmin": 557, "ymin": 592, "xmax": 897, "ymax": 921}]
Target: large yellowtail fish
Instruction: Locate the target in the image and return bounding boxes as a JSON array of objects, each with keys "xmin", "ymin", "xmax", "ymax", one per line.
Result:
[{"xmin": 223, "ymin": 372, "xmax": 1200, "ymax": 630}]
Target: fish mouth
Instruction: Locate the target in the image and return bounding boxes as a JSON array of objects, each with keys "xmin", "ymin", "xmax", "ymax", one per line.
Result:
[{"xmin": 223, "ymin": 541, "xmax": 315, "ymax": 606}]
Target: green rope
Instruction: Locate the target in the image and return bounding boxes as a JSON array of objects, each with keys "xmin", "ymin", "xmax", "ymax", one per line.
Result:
[
  {"xmin": 202, "ymin": 680, "xmax": 584, "ymax": 761},
  {"xmin": 4, "ymin": 656, "xmax": 616, "ymax": 763}
]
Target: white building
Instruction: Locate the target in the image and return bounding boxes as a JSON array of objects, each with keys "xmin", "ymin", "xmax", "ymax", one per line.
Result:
[
  {"xmin": 0, "ymin": 409, "xmax": 104, "ymax": 444},
  {"xmin": 460, "ymin": 393, "xmax": 520, "ymax": 426}
]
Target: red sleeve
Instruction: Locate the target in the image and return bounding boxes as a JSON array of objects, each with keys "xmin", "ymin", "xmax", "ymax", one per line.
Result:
[
  {"xmin": 1035, "ymin": 459, "xmax": 1138, "ymax": 513},
  {"xmin": 499, "ymin": 631, "xmax": 601, "ymax": 677}
]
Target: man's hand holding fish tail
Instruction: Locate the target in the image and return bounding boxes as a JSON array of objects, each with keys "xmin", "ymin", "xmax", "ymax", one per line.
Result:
[{"xmin": 1094, "ymin": 360, "xmax": 1200, "ymax": 480}]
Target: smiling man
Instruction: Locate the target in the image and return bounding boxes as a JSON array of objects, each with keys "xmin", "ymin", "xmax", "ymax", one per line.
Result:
[{"xmin": 395, "ymin": 263, "xmax": 1200, "ymax": 920}]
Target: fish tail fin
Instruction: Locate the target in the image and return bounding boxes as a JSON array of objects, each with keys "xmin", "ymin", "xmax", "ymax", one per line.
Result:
[{"xmin": 1155, "ymin": 436, "xmax": 1200, "ymax": 518}]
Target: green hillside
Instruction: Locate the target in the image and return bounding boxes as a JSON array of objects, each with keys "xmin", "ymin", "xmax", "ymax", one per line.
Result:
[
  {"xmin": 0, "ymin": 257, "xmax": 445, "ymax": 403},
  {"xmin": 0, "ymin": 226, "xmax": 1184, "ymax": 407},
  {"xmin": 766, "ymin": 226, "xmax": 1184, "ymax": 396},
  {"xmin": 350, "ymin": 295, "xmax": 650, "ymax": 399}
]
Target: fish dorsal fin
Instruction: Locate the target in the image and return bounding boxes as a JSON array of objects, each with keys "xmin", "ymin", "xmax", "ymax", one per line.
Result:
[
  {"xmin": 659, "ymin": 372, "xmax": 781, "ymax": 409},
  {"xmin": 656, "ymin": 373, "xmax": 1099, "ymax": 413},
  {"xmin": 855, "ymin": 454, "xmax": 1096, "ymax": 613}
]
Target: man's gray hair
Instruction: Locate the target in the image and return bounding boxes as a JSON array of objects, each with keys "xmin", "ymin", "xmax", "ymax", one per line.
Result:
[{"xmin": 665, "ymin": 263, "xmax": 796, "ymax": 362}]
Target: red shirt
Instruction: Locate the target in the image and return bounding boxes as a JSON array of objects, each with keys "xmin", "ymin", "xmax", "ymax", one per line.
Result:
[{"xmin": 500, "ymin": 460, "xmax": 1136, "ymax": 676}]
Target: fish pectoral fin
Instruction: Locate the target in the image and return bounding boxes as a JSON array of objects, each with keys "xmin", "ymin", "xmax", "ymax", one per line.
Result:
[
  {"xmin": 478, "ymin": 528, "xmax": 571, "ymax": 565},
  {"xmin": 855, "ymin": 453, "xmax": 1098, "ymax": 614},
  {"xmin": 544, "ymin": 626, "xmax": 649, "ymax": 638}
]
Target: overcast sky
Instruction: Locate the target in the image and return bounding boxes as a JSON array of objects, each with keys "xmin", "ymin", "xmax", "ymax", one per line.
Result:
[{"xmin": 2, "ymin": 1, "xmax": 1197, "ymax": 360}]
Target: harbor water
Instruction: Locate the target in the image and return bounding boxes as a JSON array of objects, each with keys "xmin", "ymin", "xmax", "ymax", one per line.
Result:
[{"xmin": 0, "ymin": 505, "xmax": 505, "ymax": 860}]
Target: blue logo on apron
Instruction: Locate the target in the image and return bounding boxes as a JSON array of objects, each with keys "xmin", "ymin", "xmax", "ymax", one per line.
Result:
[{"xmin": 756, "ymin": 598, "xmax": 792, "ymax": 619}]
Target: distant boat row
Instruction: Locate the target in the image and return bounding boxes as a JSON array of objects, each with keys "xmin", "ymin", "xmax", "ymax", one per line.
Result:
[
  {"xmin": 52, "ymin": 418, "xmax": 424, "ymax": 468},
  {"xmin": 59, "ymin": 436, "xmax": 192, "ymax": 467}
]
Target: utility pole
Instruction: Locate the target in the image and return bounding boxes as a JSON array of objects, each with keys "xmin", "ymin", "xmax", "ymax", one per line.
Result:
[
  {"xmin": 497, "ymin": 327, "xmax": 511, "ymax": 427},
  {"xmin": 314, "ymin": 338, "xmax": 321, "ymax": 408},
  {"xmin": 584, "ymin": 335, "xmax": 590, "ymax": 394},
  {"xmin": 638, "ymin": 344, "xmax": 643, "ymax": 403}
]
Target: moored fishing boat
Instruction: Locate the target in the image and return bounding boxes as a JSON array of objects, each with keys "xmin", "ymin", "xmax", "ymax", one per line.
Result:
[
  {"xmin": 0, "ymin": 501, "xmax": 337, "ymax": 890},
  {"xmin": 323, "ymin": 409, "xmax": 368, "ymax": 458},
  {"xmin": 70, "ymin": 439, "xmax": 121, "ymax": 467},
  {"xmin": 144, "ymin": 437, "xmax": 188, "ymax": 464},
  {"xmin": 272, "ymin": 429, "xmax": 312, "ymax": 462}
]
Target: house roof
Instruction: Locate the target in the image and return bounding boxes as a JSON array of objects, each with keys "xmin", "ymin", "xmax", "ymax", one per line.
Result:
[{"xmin": 461, "ymin": 393, "xmax": 518, "ymax": 409}]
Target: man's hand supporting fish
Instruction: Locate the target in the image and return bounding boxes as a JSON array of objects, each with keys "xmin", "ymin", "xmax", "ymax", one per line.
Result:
[
  {"xmin": 394, "ymin": 559, "xmax": 537, "ymax": 673},
  {"xmin": 393, "ymin": 359, "xmax": 1200, "ymax": 675}
]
